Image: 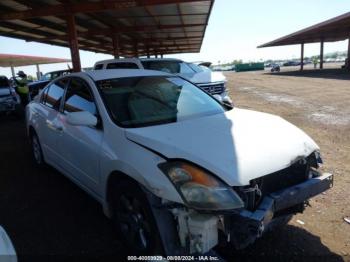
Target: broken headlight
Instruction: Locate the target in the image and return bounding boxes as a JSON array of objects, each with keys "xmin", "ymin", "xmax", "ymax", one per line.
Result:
[{"xmin": 158, "ymin": 161, "xmax": 244, "ymax": 211}]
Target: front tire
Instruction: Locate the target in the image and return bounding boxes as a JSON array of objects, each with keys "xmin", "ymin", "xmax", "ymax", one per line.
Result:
[
  {"xmin": 30, "ymin": 132, "xmax": 45, "ymax": 167},
  {"xmin": 111, "ymin": 180, "xmax": 164, "ymax": 255}
]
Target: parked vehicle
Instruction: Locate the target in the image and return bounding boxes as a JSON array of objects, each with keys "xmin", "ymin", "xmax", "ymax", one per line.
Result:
[
  {"xmin": 26, "ymin": 69, "xmax": 333, "ymax": 256},
  {"xmin": 0, "ymin": 76, "xmax": 22, "ymax": 116},
  {"xmin": 0, "ymin": 226, "xmax": 17, "ymax": 262},
  {"xmin": 28, "ymin": 69, "xmax": 72, "ymax": 99},
  {"xmin": 283, "ymin": 61, "xmax": 300, "ymax": 67},
  {"xmin": 270, "ymin": 64, "xmax": 281, "ymax": 72},
  {"xmin": 94, "ymin": 58, "xmax": 232, "ymax": 104}
]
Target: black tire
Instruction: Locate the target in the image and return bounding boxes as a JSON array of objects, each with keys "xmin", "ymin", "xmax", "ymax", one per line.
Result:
[
  {"xmin": 30, "ymin": 132, "xmax": 45, "ymax": 167},
  {"xmin": 111, "ymin": 180, "xmax": 164, "ymax": 256}
]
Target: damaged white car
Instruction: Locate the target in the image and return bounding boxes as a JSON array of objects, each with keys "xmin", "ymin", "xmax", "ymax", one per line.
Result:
[{"xmin": 26, "ymin": 69, "xmax": 333, "ymax": 256}]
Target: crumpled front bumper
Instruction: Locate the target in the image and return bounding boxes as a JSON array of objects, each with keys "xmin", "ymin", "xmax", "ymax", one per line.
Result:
[{"xmin": 226, "ymin": 172, "xmax": 333, "ymax": 249}]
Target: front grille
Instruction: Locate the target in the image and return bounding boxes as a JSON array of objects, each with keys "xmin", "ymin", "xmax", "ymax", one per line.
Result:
[
  {"xmin": 256, "ymin": 159, "xmax": 309, "ymax": 196},
  {"xmin": 197, "ymin": 82, "xmax": 225, "ymax": 95},
  {"xmin": 237, "ymin": 154, "xmax": 316, "ymax": 211}
]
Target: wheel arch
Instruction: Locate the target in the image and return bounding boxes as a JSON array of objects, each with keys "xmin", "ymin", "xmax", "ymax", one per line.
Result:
[
  {"xmin": 105, "ymin": 170, "xmax": 141, "ymax": 207},
  {"xmin": 28, "ymin": 125, "xmax": 36, "ymax": 137}
]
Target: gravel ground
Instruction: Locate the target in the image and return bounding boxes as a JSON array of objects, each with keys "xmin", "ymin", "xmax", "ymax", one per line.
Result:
[
  {"xmin": 224, "ymin": 67, "xmax": 350, "ymax": 261},
  {"xmin": 0, "ymin": 67, "xmax": 349, "ymax": 261}
]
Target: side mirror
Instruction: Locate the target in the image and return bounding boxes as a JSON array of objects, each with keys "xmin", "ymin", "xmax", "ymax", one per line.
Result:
[{"xmin": 66, "ymin": 111, "xmax": 97, "ymax": 127}]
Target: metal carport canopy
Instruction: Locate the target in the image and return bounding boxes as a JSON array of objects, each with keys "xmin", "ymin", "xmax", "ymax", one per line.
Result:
[
  {"xmin": 0, "ymin": 53, "xmax": 71, "ymax": 78},
  {"xmin": 0, "ymin": 53, "xmax": 70, "ymax": 67},
  {"xmin": 0, "ymin": 0, "xmax": 214, "ymax": 72},
  {"xmin": 258, "ymin": 11, "xmax": 350, "ymax": 47},
  {"xmin": 258, "ymin": 11, "xmax": 350, "ymax": 71}
]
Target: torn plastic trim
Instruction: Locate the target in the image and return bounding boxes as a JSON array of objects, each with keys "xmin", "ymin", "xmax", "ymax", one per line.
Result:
[{"xmin": 226, "ymin": 172, "xmax": 333, "ymax": 249}]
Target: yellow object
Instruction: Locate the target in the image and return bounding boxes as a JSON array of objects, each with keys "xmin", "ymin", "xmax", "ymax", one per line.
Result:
[{"xmin": 17, "ymin": 78, "xmax": 29, "ymax": 94}]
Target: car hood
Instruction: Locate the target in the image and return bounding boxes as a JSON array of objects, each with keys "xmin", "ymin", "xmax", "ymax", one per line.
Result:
[
  {"xmin": 125, "ymin": 108, "xmax": 319, "ymax": 186},
  {"xmin": 185, "ymin": 70, "xmax": 226, "ymax": 84}
]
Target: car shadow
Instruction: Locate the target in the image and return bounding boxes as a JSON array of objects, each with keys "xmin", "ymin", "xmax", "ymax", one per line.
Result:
[
  {"xmin": 219, "ymin": 224, "xmax": 344, "ymax": 261},
  {"xmin": 264, "ymin": 68, "xmax": 350, "ymax": 81}
]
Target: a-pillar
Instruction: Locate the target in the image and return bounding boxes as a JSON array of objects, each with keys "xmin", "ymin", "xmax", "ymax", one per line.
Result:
[
  {"xmin": 66, "ymin": 14, "xmax": 81, "ymax": 72},
  {"xmin": 320, "ymin": 39, "xmax": 324, "ymax": 69},
  {"xmin": 300, "ymin": 43, "xmax": 304, "ymax": 71},
  {"xmin": 112, "ymin": 35, "xmax": 120, "ymax": 59}
]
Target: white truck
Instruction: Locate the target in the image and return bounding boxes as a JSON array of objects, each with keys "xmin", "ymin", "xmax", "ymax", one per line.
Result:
[{"xmin": 93, "ymin": 58, "xmax": 232, "ymax": 104}]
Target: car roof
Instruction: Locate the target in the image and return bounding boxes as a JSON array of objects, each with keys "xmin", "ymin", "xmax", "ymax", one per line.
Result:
[
  {"xmin": 94, "ymin": 57, "xmax": 183, "ymax": 65},
  {"xmin": 81, "ymin": 69, "xmax": 172, "ymax": 81},
  {"xmin": 139, "ymin": 58, "xmax": 183, "ymax": 62},
  {"xmin": 45, "ymin": 69, "xmax": 71, "ymax": 74}
]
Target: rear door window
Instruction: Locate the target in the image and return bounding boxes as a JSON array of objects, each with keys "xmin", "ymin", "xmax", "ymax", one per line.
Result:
[{"xmin": 106, "ymin": 63, "xmax": 139, "ymax": 69}]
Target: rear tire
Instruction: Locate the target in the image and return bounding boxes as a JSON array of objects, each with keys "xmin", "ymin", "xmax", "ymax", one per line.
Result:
[{"xmin": 111, "ymin": 180, "xmax": 164, "ymax": 256}]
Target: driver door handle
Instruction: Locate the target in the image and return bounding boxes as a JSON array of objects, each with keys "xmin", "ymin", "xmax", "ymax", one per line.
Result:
[{"xmin": 46, "ymin": 120, "xmax": 63, "ymax": 132}]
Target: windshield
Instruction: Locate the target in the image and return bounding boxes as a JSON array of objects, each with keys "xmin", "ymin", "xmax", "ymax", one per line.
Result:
[
  {"xmin": 141, "ymin": 60, "xmax": 195, "ymax": 74},
  {"xmin": 97, "ymin": 76, "xmax": 226, "ymax": 128},
  {"xmin": 187, "ymin": 63, "xmax": 204, "ymax": 73}
]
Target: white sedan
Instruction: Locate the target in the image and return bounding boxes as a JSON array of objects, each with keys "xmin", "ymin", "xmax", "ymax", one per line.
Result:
[{"xmin": 26, "ymin": 69, "xmax": 333, "ymax": 255}]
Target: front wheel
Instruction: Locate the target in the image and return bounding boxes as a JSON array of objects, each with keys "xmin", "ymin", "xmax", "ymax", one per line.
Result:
[
  {"xmin": 30, "ymin": 132, "xmax": 45, "ymax": 167},
  {"xmin": 111, "ymin": 180, "xmax": 164, "ymax": 255}
]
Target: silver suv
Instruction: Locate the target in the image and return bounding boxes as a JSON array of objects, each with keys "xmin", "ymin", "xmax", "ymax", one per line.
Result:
[
  {"xmin": 94, "ymin": 58, "xmax": 232, "ymax": 104},
  {"xmin": 0, "ymin": 76, "xmax": 21, "ymax": 116}
]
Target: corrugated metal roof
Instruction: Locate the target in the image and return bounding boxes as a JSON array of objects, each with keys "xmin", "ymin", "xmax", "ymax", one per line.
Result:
[
  {"xmin": 0, "ymin": 0, "xmax": 214, "ymax": 57},
  {"xmin": 0, "ymin": 53, "xmax": 70, "ymax": 67},
  {"xmin": 259, "ymin": 11, "xmax": 350, "ymax": 48}
]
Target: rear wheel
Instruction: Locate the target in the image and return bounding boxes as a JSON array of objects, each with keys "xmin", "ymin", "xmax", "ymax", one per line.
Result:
[{"xmin": 111, "ymin": 180, "xmax": 164, "ymax": 255}]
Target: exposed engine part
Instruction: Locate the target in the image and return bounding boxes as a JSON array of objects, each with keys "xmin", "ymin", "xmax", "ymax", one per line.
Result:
[
  {"xmin": 172, "ymin": 208, "xmax": 218, "ymax": 254},
  {"xmin": 236, "ymin": 153, "xmax": 321, "ymax": 211}
]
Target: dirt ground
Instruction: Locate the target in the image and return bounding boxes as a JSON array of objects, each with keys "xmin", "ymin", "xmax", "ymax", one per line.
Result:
[
  {"xmin": 0, "ymin": 67, "xmax": 349, "ymax": 261},
  {"xmin": 224, "ymin": 67, "xmax": 350, "ymax": 261}
]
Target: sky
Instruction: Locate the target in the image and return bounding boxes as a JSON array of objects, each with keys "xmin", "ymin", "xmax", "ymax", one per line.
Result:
[{"xmin": 0, "ymin": 0, "xmax": 349, "ymax": 77}]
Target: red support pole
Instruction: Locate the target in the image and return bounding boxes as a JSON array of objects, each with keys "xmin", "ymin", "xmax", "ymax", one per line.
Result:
[
  {"xmin": 67, "ymin": 14, "xmax": 81, "ymax": 72},
  {"xmin": 112, "ymin": 35, "xmax": 120, "ymax": 59},
  {"xmin": 134, "ymin": 43, "xmax": 138, "ymax": 58},
  {"xmin": 300, "ymin": 43, "xmax": 304, "ymax": 71},
  {"xmin": 320, "ymin": 39, "xmax": 324, "ymax": 70},
  {"xmin": 347, "ymin": 37, "xmax": 350, "ymax": 71}
]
